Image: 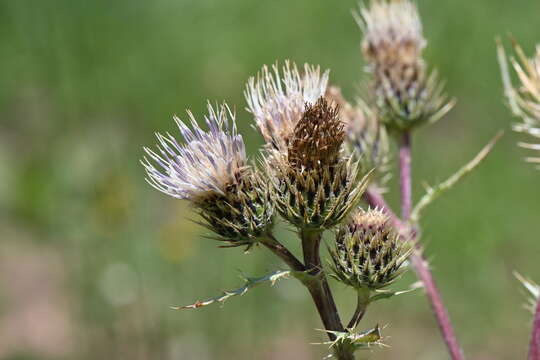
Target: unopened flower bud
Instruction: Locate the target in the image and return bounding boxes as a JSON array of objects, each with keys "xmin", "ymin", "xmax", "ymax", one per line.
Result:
[{"xmin": 330, "ymin": 208, "xmax": 410, "ymax": 290}]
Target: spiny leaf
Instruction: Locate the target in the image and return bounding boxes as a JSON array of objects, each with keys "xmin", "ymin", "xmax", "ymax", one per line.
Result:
[
  {"xmin": 316, "ymin": 325, "xmax": 385, "ymax": 352},
  {"xmin": 410, "ymin": 131, "xmax": 503, "ymax": 223},
  {"xmin": 172, "ymin": 270, "xmax": 291, "ymax": 310},
  {"xmin": 369, "ymin": 281, "xmax": 422, "ymax": 302},
  {"xmin": 515, "ymin": 271, "xmax": 540, "ymax": 314}
]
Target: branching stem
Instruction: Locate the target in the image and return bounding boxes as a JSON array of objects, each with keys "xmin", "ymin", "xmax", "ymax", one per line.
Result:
[
  {"xmin": 261, "ymin": 234, "xmax": 305, "ymax": 272},
  {"xmin": 400, "ymin": 131, "xmax": 464, "ymax": 360},
  {"xmin": 264, "ymin": 230, "xmax": 355, "ymax": 360},
  {"xmin": 362, "ymin": 131, "xmax": 465, "ymax": 360}
]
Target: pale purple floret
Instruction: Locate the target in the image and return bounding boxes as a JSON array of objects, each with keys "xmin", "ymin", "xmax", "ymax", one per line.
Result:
[
  {"xmin": 244, "ymin": 61, "xmax": 329, "ymax": 149},
  {"xmin": 141, "ymin": 103, "xmax": 246, "ymax": 201}
]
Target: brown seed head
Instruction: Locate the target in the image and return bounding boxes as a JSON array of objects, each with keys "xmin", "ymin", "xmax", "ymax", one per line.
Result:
[{"xmin": 288, "ymin": 97, "xmax": 344, "ymax": 170}]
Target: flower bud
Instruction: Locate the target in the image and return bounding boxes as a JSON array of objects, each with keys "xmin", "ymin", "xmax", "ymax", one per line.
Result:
[
  {"xmin": 266, "ymin": 98, "xmax": 371, "ymax": 231},
  {"xmin": 330, "ymin": 208, "xmax": 410, "ymax": 290},
  {"xmin": 356, "ymin": 0, "xmax": 452, "ymax": 131}
]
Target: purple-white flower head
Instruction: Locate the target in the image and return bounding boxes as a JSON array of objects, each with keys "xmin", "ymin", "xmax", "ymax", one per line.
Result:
[
  {"xmin": 142, "ymin": 103, "xmax": 273, "ymax": 246},
  {"xmin": 245, "ymin": 61, "xmax": 330, "ymax": 150},
  {"xmin": 142, "ymin": 103, "xmax": 246, "ymax": 203},
  {"xmin": 356, "ymin": 0, "xmax": 425, "ymax": 67}
]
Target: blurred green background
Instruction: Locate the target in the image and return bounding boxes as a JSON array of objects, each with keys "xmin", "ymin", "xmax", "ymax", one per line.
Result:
[{"xmin": 1, "ymin": 0, "xmax": 540, "ymax": 359}]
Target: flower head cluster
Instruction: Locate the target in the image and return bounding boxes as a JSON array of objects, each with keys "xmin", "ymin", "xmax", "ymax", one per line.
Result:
[
  {"xmin": 142, "ymin": 103, "xmax": 273, "ymax": 247},
  {"xmin": 245, "ymin": 61, "xmax": 329, "ymax": 150},
  {"xmin": 266, "ymin": 97, "xmax": 371, "ymax": 230},
  {"xmin": 499, "ymin": 41, "xmax": 540, "ymax": 166},
  {"xmin": 356, "ymin": 0, "xmax": 452, "ymax": 131},
  {"xmin": 330, "ymin": 208, "xmax": 410, "ymax": 290}
]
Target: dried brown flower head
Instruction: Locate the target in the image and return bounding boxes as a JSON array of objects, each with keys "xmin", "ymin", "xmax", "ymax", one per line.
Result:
[
  {"xmin": 266, "ymin": 97, "xmax": 372, "ymax": 230},
  {"xmin": 288, "ymin": 98, "xmax": 344, "ymax": 170},
  {"xmin": 326, "ymin": 86, "xmax": 390, "ymax": 183}
]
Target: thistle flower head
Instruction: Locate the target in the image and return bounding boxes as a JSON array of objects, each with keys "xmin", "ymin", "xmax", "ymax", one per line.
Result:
[
  {"xmin": 358, "ymin": 0, "xmax": 425, "ymax": 68},
  {"xmin": 356, "ymin": 0, "xmax": 453, "ymax": 131},
  {"xmin": 498, "ymin": 40, "xmax": 540, "ymax": 167},
  {"xmin": 326, "ymin": 86, "xmax": 390, "ymax": 183},
  {"xmin": 245, "ymin": 61, "xmax": 330, "ymax": 150},
  {"xmin": 142, "ymin": 103, "xmax": 273, "ymax": 246},
  {"xmin": 330, "ymin": 208, "xmax": 410, "ymax": 290},
  {"xmin": 266, "ymin": 98, "xmax": 371, "ymax": 231}
]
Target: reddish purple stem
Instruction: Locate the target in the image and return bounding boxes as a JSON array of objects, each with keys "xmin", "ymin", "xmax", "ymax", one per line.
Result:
[
  {"xmin": 529, "ymin": 299, "xmax": 540, "ymax": 360},
  {"xmin": 399, "ymin": 132, "xmax": 413, "ymax": 219},
  {"xmin": 399, "ymin": 131, "xmax": 463, "ymax": 360},
  {"xmin": 411, "ymin": 253, "xmax": 464, "ymax": 360},
  {"xmin": 364, "ymin": 130, "xmax": 464, "ymax": 360}
]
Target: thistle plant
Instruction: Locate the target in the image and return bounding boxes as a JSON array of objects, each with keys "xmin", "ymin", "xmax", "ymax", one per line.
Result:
[
  {"xmin": 264, "ymin": 97, "xmax": 371, "ymax": 231},
  {"xmin": 141, "ymin": 1, "xmax": 503, "ymax": 359}
]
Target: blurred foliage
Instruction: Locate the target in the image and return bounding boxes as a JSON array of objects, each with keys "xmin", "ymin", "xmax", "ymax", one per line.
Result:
[{"xmin": 1, "ymin": 0, "xmax": 540, "ymax": 359}]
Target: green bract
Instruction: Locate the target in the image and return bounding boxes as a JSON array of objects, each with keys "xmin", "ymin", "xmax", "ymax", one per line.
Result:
[{"xmin": 330, "ymin": 208, "xmax": 410, "ymax": 290}]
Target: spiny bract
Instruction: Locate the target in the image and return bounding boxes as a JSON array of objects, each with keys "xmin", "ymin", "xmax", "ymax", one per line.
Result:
[
  {"xmin": 265, "ymin": 98, "xmax": 371, "ymax": 231},
  {"xmin": 330, "ymin": 208, "xmax": 410, "ymax": 290}
]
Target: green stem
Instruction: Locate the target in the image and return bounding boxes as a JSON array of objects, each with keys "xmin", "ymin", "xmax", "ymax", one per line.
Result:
[
  {"xmin": 261, "ymin": 234, "xmax": 305, "ymax": 272},
  {"xmin": 300, "ymin": 229, "xmax": 354, "ymax": 360},
  {"xmin": 262, "ymin": 230, "xmax": 355, "ymax": 359},
  {"xmin": 347, "ymin": 288, "xmax": 371, "ymax": 329}
]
